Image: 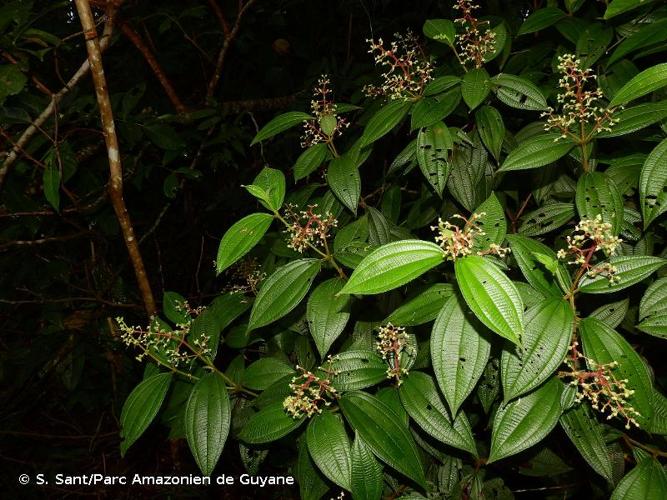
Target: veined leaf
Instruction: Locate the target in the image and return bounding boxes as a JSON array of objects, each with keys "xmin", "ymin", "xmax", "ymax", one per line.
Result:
[
  {"xmin": 339, "ymin": 240, "xmax": 445, "ymax": 295},
  {"xmin": 609, "ymin": 63, "xmax": 667, "ymax": 107},
  {"xmin": 501, "ymin": 298, "xmax": 574, "ymax": 401},
  {"xmin": 638, "ymin": 278, "xmax": 667, "ymax": 339},
  {"xmin": 42, "ymin": 162, "xmax": 61, "ymax": 211},
  {"xmin": 431, "ymin": 295, "xmax": 491, "ymax": 415},
  {"xmin": 424, "ymin": 75, "xmax": 461, "ymax": 96},
  {"xmin": 216, "ymin": 213, "xmax": 274, "ymax": 275},
  {"xmin": 184, "ymin": 373, "xmax": 231, "ymax": 476},
  {"xmin": 306, "ymin": 412, "xmax": 352, "ymax": 490},
  {"xmin": 462, "ymin": 68, "xmax": 491, "ymax": 110},
  {"xmin": 610, "ymin": 458, "xmax": 667, "ymax": 500},
  {"xmin": 242, "ymin": 358, "xmax": 295, "ymax": 390},
  {"xmin": 411, "ymin": 93, "xmax": 460, "ymax": 129},
  {"xmin": 471, "ymin": 193, "xmax": 507, "ymax": 253},
  {"xmin": 598, "ymin": 102, "xmax": 667, "ymax": 138},
  {"xmin": 398, "ymin": 371, "xmax": 478, "ymax": 457},
  {"xmin": 238, "ymin": 402, "xmax": 305, "ymax": 444},
  {"xmin": 248, "ymin": 259, "xmax": 321, "ymax": 330},
  {"xmin": 579, "ymin": 256, "xmax": 666, "ymax": 294},
  {"xmin": 417, "ymin": 122, "xmax": 453, "ymax": 197},
  {"xmin": 476, "ymin": 105, "xmax": 505, "ymax": 160},
  {"xmin": 251, "ymin": 111, "xmax": 312, "ymax": 145},
  {"xmin": 517, "ymin": 7, "xmax": 566, "ymax": 36},
  {"xmin": 350, "ymin": 433, "xmax": 384, "ymax": 500},
  {"xmin": 455, "ymin": 255, "xmax": 524, "ymax": 345},
  {"xmin": 519, "ymin": 202, "xmax": 575, "ymax": 237},
  {"xmin": 575, "ymin": 172, "xmax": 624, "ymax": 235},
  {"xmin": 340, "ymin": 391, "xmax": 426, "ymax": 487},
  {"xmin": 492, "ymin": 74, "xmax": 549, "ymax": 111},
  {"xmin": 423, "ymin": 18, "xmax": 455, "ymax": 46},
  {"xmin": 360, "ymin": 100, "xmax": 411, "ymax": 147},
  {"xmin": 294, "ymin": 143, "xmax": 329, "ymax": 180},
  {"xmin": 609, "ymin": 18, "xmax": 667, "ymax": 65},
  {"xmin": 499, "ymin": 134, "xmax": 573, "ymax": 172},
  {"xmin": 296, "ymin": 438, "xmax": 329, "ymax": 500},
  {"xmin": 605, "ymin": 0, "xmax": 659, "ymax": 20},
  {"xmin": 328, "ymin": 350, "xmax": 387, "ymax": 391},
  {"xmin": 328, "ymin": 153, "xmax": 361, "ymax": 215},
  {"xmin": 307, "ymin": 278, "xmax": 351, "ymax": 357},
  {"xmin": 591, "ymin": 298, "xmax": 630, "ymax": 329},
  {"xmin": 488, "ymin": 377, "xmax": 563, "ymax": 463},
  {"xmin": 507, "ymin": 234, "xmax": 571, "ymax": 296},
  {"xmin": 246, "ymin": 167, "xmax": 286, "ymax": 211},
  {"xmin": 640, "ymin": 138, "xmax": 667, "ymax": 228},
  {"xmin": 367, "ymin": 206, "xmax": 392, "ymax": 246},
  {"xmin": 385, "ymin": 283, "xmax": 454, "ymax": 326}
]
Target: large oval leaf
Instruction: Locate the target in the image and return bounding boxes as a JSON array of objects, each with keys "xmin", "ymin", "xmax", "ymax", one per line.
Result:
[
  {"xmin": 579, "ymin": 256, "xmax": 666, "ymax": 294},
  {"xmin": 340, "ymin": 391, "xmax": 426, "ymax": 487},
  {"xmin": 307, "ymin": 278, "xmax": 351, "ymax": 357},
  {"xmin": 294, "ymin": 142, "xmax": 329, "ymax": 180},
  {"xmin": 638, "ymin": 277, "xmax": 667, "ymax": 339},
  {"xmin": 611, "ymin": 458, "xmax": 667, "ymax": 500},
  {"xmin": 184, "ymin": 372, "xmax": 231, "ymax": 476},
  {"xmin": 476, "ymin": 105, "xmax": 505, "ymax": 160},
  {"xmin": 502, "ymin": 298, "xmax": 574, "ymax": 401},
  {"xmin": 248, "ymin": 259, "xmax": 321, "ymax": 330},
  {"xmin": 242, "ymin": 358, "xmax": 295, "ymax": 390},
  {"xmin": 609, "ymin": 63, "xmax": 667, "ymax": 107},
  {"xmin": 519, "ymin": 202, "xmax": 575, "ymax": 237},
  {"xmin": 461, "ymin": 68, "xmax": 491, "ymax": 110},
  {"xmin": 350, "ymin": 433, "xmax": 384, "ymax": 500},
  {"xmin": 488, "ymin": 377, "xmax": 563, "ymax": 463},
  {"xmin": 491, "ymin": 74, "xmax": 548, "ymax": 111},
  {"xmin": 575, "ymin": 172, "xmax": 623, "ymax": 235},
  {"xmin": 360, "ymin": 100, "xmax": 411, "ymax": 147},
  {"xmin": 517, "ymin": 7, "xmax": 566, "ymax": 36},
  {"xmin": 431, "ymin": 295, "xmax": 491, "ymax": 415},
  {"xmin": 385, "ymin": 283, "xmax": 454, "ymax": 326},
  {"xmin": 306, "ymin": 412, "xmax": 352, "ymax": 490},
  {"xmin": 120, "ymin": 372, "xmax": 172, "ymax": 456},
  {"xmin": 251, "ymin": 111, "xmax": 313, "ymax": 145},
  {"xmin": 216, "ymin": 213, "xmax": 274, "ymax": 275},
  {"xmin": 455, "ymin": 255, "xmax": 524, "ymax": 345},
  {"xmin": 296, "ymin": 438, "xmax": 330, "ymax": 500},
  {"xmin": 328, "ymin": 153, "xmax": 361, "ymax": 215},
  {"xmin": 417, "ymin": 122, "xmax": 453, "ymax": 197},
  {"xmin": 598, "ymin": 102, "xmax": 667, "ymax": 138},
  {"xmin": 328, "ymin": 350, "xmax": 387, "ymax": 391},
  {"xmin": 339, "ymin": 240, "xmax": 445, "ymax": 295},
  {"xmin": 238, "ymin": 402, "xmax": 305, "ymax": 444},
  {"xmin": 499, "ymin": 134, "xmax": 574, "ymax": 172},
  {"xmin": 639, "ymin": 138, "xmax": 667, "ymax": 228}
]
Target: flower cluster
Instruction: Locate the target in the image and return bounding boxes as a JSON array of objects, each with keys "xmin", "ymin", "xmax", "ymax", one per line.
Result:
[
  {"xmin": 557, "ymin": 215, "xmax": 622, "ymax": 283},
  {"xmin": 542, "ymin": 54, "xmax": 620, "ymax": 141},
  {"xmin": 453, "ymin": 0, "xmax": 496, "ymax": 69},
  {"xmin": 431, "ymin": 212, "xmax": 510, "ymax": 261},
  {"xmin": 301, "ymin": 75, "xmax": 349, "ymax": 148},
  {"xmin": 363, "ymin": 31, "xmax": 433, "ymax": 100},
  {"xmin": 225, "ymin": 258, "xmax": 266, "ymax": 296},
  {"xmin": 283, "ymin": 366, "xmax": 338, "ymax": 418},
  {"xmin": 559, "ymin": 340, "xmax": 641, "ymax": 429},
  {"xmin": 284, "ymin": 204, "xmax": 338, "ymax": 253},
  {"xmin": 376, "ymin": 323, "xmax": 414, "ymax": 385}
]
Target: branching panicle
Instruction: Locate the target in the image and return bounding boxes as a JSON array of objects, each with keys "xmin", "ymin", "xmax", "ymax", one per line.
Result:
[
  {"xmin": 431, "ymin": 212, "xmax": 510, "ymax": 261},
  {"xmin": 376, "ymin": 323, "xmax": 414, "ymax": 385},
  {"xmin": 283, "ymin": 365, "xmax": 338, "ymax": 418},
  {"xmin": 454, "ymin": 0, "xmax": 496, "ymax": 68},
  {"xmin": 301, "ymin": 75, "xmax": 350, "ymax": 148},
  {"xmin": 284, "ymin": 204, "xmax": 338, "ymax": 253}
]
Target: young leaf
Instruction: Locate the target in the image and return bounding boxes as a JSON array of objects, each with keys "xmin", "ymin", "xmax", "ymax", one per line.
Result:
[
  {"xmin": 499, "ymin": 134, "xmax": 574, "ymax": 172},
  {"xmin": 294, "ymin": 143, "xmax": 329, "ymax": 180},
  {"xmin": 579, "ymin": 256, "xmax": 666, "ymax": 294},
  {"xmin": 246, "ymin": 167, "xmax": 286, "ymax": 211},
  {"xmin": 248, "ymin": 259, "xmax": 321, "ymax": 330},
  {"xmin": 399, "ymin": 371, "xmax": 478, "ymax": 456},
  {"xmin": 431, "ymin": 294, "xmax": 491, "ymax": 415},
  {"xmin": 639, "ymin": 138, "xmax": 667, "ymax": 228},
  {"xmin": 216, "ymin": 213, "xmax": 274, "ymax": 275},
  {"xmin": 307, "ymin": 278, "xmax": 351, "ymax": 357},
  {"xmin": 120, "ymin": 372, "xmax": 172, "ymax": 456},
  {"xmin": 417, "ymin": 122, "xmax": 453, "ymax": 197},
  {"xmin": 350, "ymin": 433, "xmax": 384, "ymax": 500},
  {"xmin": 610, "ymin": 458, "xmax": 667, "ymax": 500},
  {"xmin": 507, "ymin": 234, "xmax": 570, "ymax": 296},
  {"xmin": 454, "ymin": 255, "xmax": 524, "ymax": 345},
  {"xmin": 476, "ymin": 105, "xmax": 505, "ymax": 160},
  {"xmin": 339, "ymin": 240, "xmax": 445, "ymax": 295},
  {"xmin": 461, "ymin": 68, "xmax": 491, "ymax": 110},
  {"xmin": 488, "ymin": 377, "xmax": 563, "ymax": 463},
  {"xmin": 501, "ymin": 298, "xmax": 574, "ymax": 401},
  {"xmin": 359, "ymin": 100, "xmax": 411, "ymax": 147},
  {"xmin": 340, "ymin": 391, "xmax": 426, "ymax": 487},
  {"xmin": 491, "ymin": 74, "xmax": 548, "ymax": 111},
  {"xmin": 385, "ymin": 283, "xmax": 454, "ymax": 326},
  {"xmin": 609, "ymin": 63, "xmax": 667, "ymax": 107},
  {"xmin": 184, "ymin": 373, "xmax": 231, "ymax": 476},
  {"xmin": 328, "ymin": 153, "xmax": 361, "ymax": 215},
  {"xmin": 238, "ymin": 402, "xmax": 305, "ymax": 444},
  {"xmin": 306, "ymin": 412, "xmax": 352, "ymax": 490},
  {"xmin": 575, "ymin": 172, "xmax": 624, "ymax": 235},
  {"xmin": 251, "ymin": 111, "xmax": 313, "ymax": 145}
]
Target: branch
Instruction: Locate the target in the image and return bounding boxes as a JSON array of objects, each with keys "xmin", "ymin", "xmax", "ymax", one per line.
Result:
[
  {"xmin": 206, "ymin": 0, "xmax": 257, "ymax": 99},
  {"xmin": 73, "ymin": 0, "xmax": 157, "ymax": 317},
  {"xmin": 119, "ymin": 21, "xmax": 188, "ymax": 114},
  {"xmin": 0, "ymin": 10, "xmax": 118, "ymax": 191}
]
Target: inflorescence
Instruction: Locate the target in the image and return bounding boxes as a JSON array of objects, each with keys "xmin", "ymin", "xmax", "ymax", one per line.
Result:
[
  {"xmin": 542, "ymin": 54, "xmax": 619, "ymax": 141},
  {"xmin": 283, "ymin": 365, "xmax": 339, "ymax": 418},
  {"xmin": 559, "ymin": 340, "xmax": 641, "ymax": 429},
  {"xmin": 364, "ymin": 31, "xmax": 433, "ymax": 101},
  {"xmin": 557, "ymin": 215, "xmax": 623, "ymax": 284},
  {"xmin": 453, "ymin": 0, "xmax": 496, "ymax": 68},
  {"xmin": 284, "ymin": 203, "xmax": 338, "ymax": 253},
  {"xmin": 301, "ymin": 75, "xmax": 349, "ymax": 148},
  {"xmin": 431, "ymin": 212, "xmax": 510, "ymax": 261},
  {"xmin": 225, "ymin": 257, "xmax": 266, "ymax": 296},
  {"xmin": 376, "ymin": 323, "xmax": 414, "ymax": 385}
]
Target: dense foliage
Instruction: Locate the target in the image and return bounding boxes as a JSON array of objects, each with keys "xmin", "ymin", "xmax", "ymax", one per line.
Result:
[{"xmin": 3, "ymin": 0, "xmax": 667, "ymax": 498}]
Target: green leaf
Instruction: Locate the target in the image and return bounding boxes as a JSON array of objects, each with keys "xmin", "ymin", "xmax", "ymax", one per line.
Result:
[
  {"xmin": 238, "ymin": 402, "xmax": 305, "ymax": 444},
  {"xmin": 431, "ymin": 295, "xmax": 491, "ymax": 415},
  {"xmin": 609, "ymin": 63, "xmax": 667, "ymax": 107},
  {"xmin": 611, "ymin": 458, "xmax": 667, "ymax": 500},
  {"xmin": 163, "ymin": 291, "xmax": 190, "ymax": 324},
  {"xmin": 120, "ymin": 373, "xmax": 172, "ymax": 456},
  {"xmin": 488, "ymin": 377, "xmax": 563, "ymax": 463},
  {"xmin": 575, "ymin": 172, "xmax": 624, "ymax": 235},
  {"xmin": 492, "ymin": 74, "xmax": 549, "ymax": 111},
  {"xmin": 242, "ymin": 358, "xmax": 295, "ymax": 390},
  {"xmin": 462, "ymin": 68, "xmax": 491, "ymax": 110},
  {"xmin": 328, "ymin": 153, "xmax": 361, "ymax": 215},
  {"xmin": 307, "ymin": 278, "xmax": 351, "ymax": 357},
  {"xmin": 339, "ymin": 240, "xmax": 445, "ymax": 295},
  {"xmin": 145, "ymin": 124, "xmax": 185, "ymax": 150},
  {"xmin": 506, "ymin": 234, "xmax": 570, "ymax": 297},
  {"xmin": 184, "ymin": 373, "xmax": 231, "ymax": 476},
  {"xmin": 294, "ymin": 143, "xmax": 329, "ymax": 180},
  {"xmin": 399, "ymin": 371, "xmax": 478, "ymax": 456},
  {"xmin": 367, "ymin": 206, "xmax": 392, "ymax": 246},
  {"xmin": 248, "ymin": 259, "xmax": 321, "ymax": 330},
  {"xmin": 245, "ymin": 167, "xmax": 286, "ymax": 211},
  {"xmin": 359, "ymin": 100, "xmax": 411, "ymax": 147},
  {"xmin": 517, "ymin": 7, "xmax": 566, "ymax": 36},
  {"xmin": 385, "ymin": 283, "xmax": 454, "ymax": 326},
  {"xmin": 423, "ymin": 18, "xmax": 455, "ymax": 46},
  {"xmin": 604, "ymin": 0, "xmax": 658, "ymax": 20},
  {"xmin": 609, "ymin": 19, "xmax": 667, "ymax": 65},
  {"xmin": 328, "ymin": 350, "xmax": 388, "ymax": 391},
  {"xmin": 216, "ymin": 213, "xmax": 274, "ymax": 275},
  {"xmin": 519, "ymin": 202, "xmax": 575, "ymax": 237},
  {"xmin": 42, "ymin": 161, "xmax": 61, "ymax": 211},
  {"xmin": 499, "ymin": 134, "xmax": 574, "ymax": 172},
  {"xmin": 251, "ymin": 111, "xmax": 313, "ymax": 145},
  {"xmin": 417, "ymin": 122, "xmax": 453, "ymax": 197},
  {"xmin": 297, "ymin": 438, "xmax": 330, "ymax": 500},
  {"xmin": 410, "ymin": 95, "xmax": 459, "ymax": 129},
  {"xmin": 591, "ymin": 298, "xmax": 630, "ymax": 329},
  {"xmin": 576, "ymin": 23, "xmax": 613, "ymax": 67},
  {"xmin": 579, "ymin": 317, "xmax": 653, "ymax": 426},
  {"xmin": 476, "ymin": 105, "xmax": 505, "ymax": 160},
  {"xmin": 340, "ymin": 391, "xmax": 426, "ymax": 487},
  {"xmin": 501, "ymin": 298, "xmax": 574, "ymax": 401},
  {"xmin": 579, "ymin": 256, "xmax": 666, "ymax": 294},
  {"xmin": 640, "ymin": 138, "xmax": 667, "ymax": 228},
  {"xmin": 560, "ymin": 403, "xmax": 614, "ymax": 483},
  {"xmin": 638, "ymin": 278, "xmax": 667, "ymax": 338},
  {"xmin": 471, "ymin": 193, "xmax": 507, "ymax": 252},
  {"xmin": 306, "ymin": 412, "xmax": 352, "ymax": 490},
  {"xmin": 455, "ymin": 255, "xmax": 524, "ymax": 345},
  {"xmin": 424, "ymin": 76, "xmax": 461, "ymax": 96},
  {"xmin": 351, "ymin": 433, "xmax": 384, "ymax": 500},
  {"xmin": 598, "ymin": 102, "xmax": 667, "ymax": 138},
  {"xmin": 0, "ymin": 64, "xmax": 27, "ymax": 104}
]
